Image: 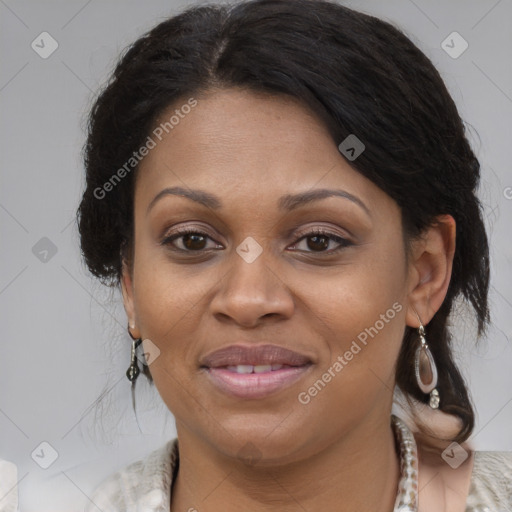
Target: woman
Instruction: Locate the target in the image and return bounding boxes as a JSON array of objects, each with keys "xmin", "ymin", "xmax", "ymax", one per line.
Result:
[{"xmin": 77, "ymin": 0, "xmax": 511, "ymax": 510}]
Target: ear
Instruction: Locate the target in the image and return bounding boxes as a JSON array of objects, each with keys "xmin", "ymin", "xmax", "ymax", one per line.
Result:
[
  {"xmin": 405, "ymin": 214, "xmax": 456, "ymax": 328},
  {"xmin": 121, "ymin": 259, "xmax": 141, "ymax": 339}
]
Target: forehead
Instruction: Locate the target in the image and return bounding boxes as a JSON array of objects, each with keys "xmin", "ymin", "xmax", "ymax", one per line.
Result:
[
  {"xmin": 142, "ymin": 89, "xmax": 333, "ymax": 169},
  {"xmin": 134, "ymin": 88, "xmax": 391, "ymax": 216}
]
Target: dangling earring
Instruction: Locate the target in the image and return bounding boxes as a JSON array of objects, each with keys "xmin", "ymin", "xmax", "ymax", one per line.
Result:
[
  {"xmin": 126, "ymin": 324, "xmax": 143, "ymax": 382},
  {"xmin": 414, "ymin": 322, "xmax": 440, "ymax": 409}
]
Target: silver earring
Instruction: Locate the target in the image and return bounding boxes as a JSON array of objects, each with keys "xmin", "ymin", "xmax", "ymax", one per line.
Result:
[
  {"xmin": 126, "ymin": 324, "xmax": 142, "ymax": 382},
  {"xmin": 414, "ymin": 323, "xmax": 440, "ymax": 409}
]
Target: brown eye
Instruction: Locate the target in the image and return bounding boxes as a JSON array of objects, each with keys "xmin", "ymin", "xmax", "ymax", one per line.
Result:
[
  {"xmin": 306, "ymin": 234, "xmax": 330, "ymax": 251},
  {"xmin": 181, "ymin": 233, "xmax": 208, "ymax": 250},
  {"xmin": 292, "ymin": 229, "xmax": 352, "ymax": 253},
  {"xmin": 161, "ymin": 228, "xmax": 220, "ymax": 252}
]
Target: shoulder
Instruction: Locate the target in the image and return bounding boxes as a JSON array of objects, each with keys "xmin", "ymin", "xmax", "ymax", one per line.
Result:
[
  {"xmin": 472, "ymin": 449, "xmax": 512, "ymax": 473},
  {"xmin": 415, "ymin": 440, "xmax": 511, "ymax": 511},
  {"xmin": 85, "ymin": 438, "xmax": 178, "ymax": 512},
  {"xmin": 466, "ymin": 450, "xmax": 512, "ymax": 510}
]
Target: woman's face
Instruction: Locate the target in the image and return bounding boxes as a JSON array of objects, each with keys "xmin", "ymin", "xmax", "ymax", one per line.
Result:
[{"xmin": 122, "ymin": 88, "xmax": 418, "ymax": 464}]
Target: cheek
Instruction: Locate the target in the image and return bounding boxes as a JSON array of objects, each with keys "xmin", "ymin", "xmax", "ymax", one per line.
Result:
[
  {"xmin": 132, "ymin": 263, "xmax": 210, "ymax": 352},
  {"xmin": 132, "ymin": 264, "xmax": 206, "ymax": 416},
  {"xmin": 131, "ymin": 230, "xmax": 210, "ymax": 329},
  {"xmin": 130, "ymin": 246, "xmax": 224, "ymax": 405},
  {"xmin": 301, "ymin": 270, "xmax": 405, "ymax": 387},
  {"xmin": 299, "ymin": 237, "xmax": 407, "ymax": 343},
  {"xmin": 294, "ymin": 239, "xmax": 407, "ymax": 409}
]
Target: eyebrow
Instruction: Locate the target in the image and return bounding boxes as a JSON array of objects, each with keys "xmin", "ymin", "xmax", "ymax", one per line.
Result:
[
  {"xmin": 146, "ymin": 186, "xmax": 370, "ymax": 216},
  {"xmin": 147, "ymin": 187, "xmax": 221, "ymax": 214},
  {"xmin": 278, "ymin": 188, "xmax": 370, "ymax": 216}
]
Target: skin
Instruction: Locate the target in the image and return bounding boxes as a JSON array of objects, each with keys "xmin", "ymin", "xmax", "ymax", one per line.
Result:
[{"xmin": 121, "ymin": 88, "xmax": 456, "ymax": 512}]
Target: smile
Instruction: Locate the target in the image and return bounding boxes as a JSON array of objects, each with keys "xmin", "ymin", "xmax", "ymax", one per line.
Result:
[{"xmin": 203, "ymin": 364, "xmax": 313, "ymax": 399}]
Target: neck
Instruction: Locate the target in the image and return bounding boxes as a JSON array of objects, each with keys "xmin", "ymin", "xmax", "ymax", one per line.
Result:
[{"xmin": 171, "ymin": 413, "xmax": 400, "ymax": 512}]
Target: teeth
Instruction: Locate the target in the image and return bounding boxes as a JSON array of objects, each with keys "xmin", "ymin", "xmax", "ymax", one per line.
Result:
[
  {"xmin": 253, "ymin": 365, "xmax": 272, "ymax": 373},
  {"xmin": 224, "ymin": 364, "xmax": 285, "ymax": 373},
  {"xmin": 232, "ymin": 365, "xmax": 253, "ymax": 374}
]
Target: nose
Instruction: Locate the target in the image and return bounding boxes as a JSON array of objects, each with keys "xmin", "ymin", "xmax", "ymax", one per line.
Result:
[{"xmin": 209, "ymin": 246, "xmax": 295, "ymax": 328}]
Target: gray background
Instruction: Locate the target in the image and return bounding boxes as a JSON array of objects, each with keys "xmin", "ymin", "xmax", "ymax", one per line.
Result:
[{"xmin": 0, "ymin": 0, "xmax": 511, "ymax": 510}]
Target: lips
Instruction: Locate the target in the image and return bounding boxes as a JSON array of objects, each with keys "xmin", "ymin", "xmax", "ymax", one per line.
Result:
[
  {"xmin": 200, "ymin": 344, "xmax": 312, "ymax": 369},
  {"xmin": 200, "ymin": 344, "xmax": 313, "ymax": 399}
]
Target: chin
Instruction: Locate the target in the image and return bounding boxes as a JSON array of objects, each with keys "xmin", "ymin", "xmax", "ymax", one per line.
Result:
[{"xmin": 203, "ymin": 415, "xmax": 315, "ymax": 465}]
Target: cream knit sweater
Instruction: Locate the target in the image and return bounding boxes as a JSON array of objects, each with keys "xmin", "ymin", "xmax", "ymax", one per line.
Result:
[{"xmin": 83, "ymin": 431, "xmax": 512, "ymax": 512}]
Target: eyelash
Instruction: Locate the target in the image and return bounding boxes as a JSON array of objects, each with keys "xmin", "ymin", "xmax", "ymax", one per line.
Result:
[{"xmin": 161, "ymin": 226, "xmax": 352, "ymax": 254}]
